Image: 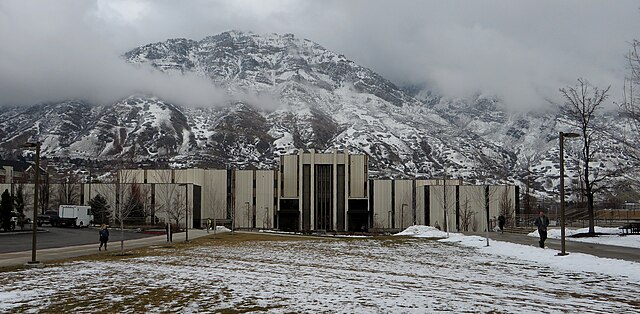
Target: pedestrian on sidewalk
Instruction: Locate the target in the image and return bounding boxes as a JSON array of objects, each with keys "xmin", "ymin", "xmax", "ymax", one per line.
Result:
[
  {"xmin": 498, "ymin": 214, "xmax": 506, "ymax": 234},
  {"xmin": 534, "ymin": 211, "xmax": 550, "ymax": 248},
  {"xmin": 98, "ymin": 224, "xmax": 109, "ymax": 251},
  {"xmin": 166, "ymin": 222, "xmax": 173, "ymax": 243}
]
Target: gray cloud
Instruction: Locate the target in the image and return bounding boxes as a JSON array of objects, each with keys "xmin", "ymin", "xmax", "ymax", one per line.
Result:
[
  {"xmin": 1, "ymin": 0, "xmax": 638, "ymax": 110},
  {"xmin": 0, "ymin": 0, "xmax": 228, "ymax": 107}
]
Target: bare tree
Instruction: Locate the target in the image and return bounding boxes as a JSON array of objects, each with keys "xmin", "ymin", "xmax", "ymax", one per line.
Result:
[
  {"xmin": 560, "ymin": 78, "xmax": 610, "ymax": 235},
  {"xmin": 53, "ymin": 173, "xmax": 80, "ymax": 208},
  {"xmin": 521, "ymin": 154, "xmax": 539, "ymax": 216},
  {"xmin": 619, "ymin": 40, "xmax": 640, "ymax": 191},
  {"xmin": 621, "ymin": 40, "xmax": 640, "ymax": 158},
  {"xmin": 458, "ymin": 195, "xmax": 477, "ymax": 232},
  {"xmin": 152, "ymin": 170, "xmax": 187, "ymax": 228},
  {"xmin": 499, "ymin": 187, "xmax": 515, "ymax": 228},
  {"xmin": 167, "ymin": 192, "xmax": 187, "ymax": 228},
  {"xmin": 111, "ymin": 167, "xmax": 145, "ymax": 255}
]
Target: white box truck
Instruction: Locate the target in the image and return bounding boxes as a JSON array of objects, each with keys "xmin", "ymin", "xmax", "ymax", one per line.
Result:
[{"xmin": 58, "ymin": 205, "xmax": 94, "ymax": 228}]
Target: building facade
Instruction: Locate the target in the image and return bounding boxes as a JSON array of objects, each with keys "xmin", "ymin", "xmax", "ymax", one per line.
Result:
[{"xmin": 2, "ymin": 151, "xmax": 519, "ymax": 233}]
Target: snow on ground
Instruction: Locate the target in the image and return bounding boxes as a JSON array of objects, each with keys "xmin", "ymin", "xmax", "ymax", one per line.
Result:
[
  {"xmin": 527, "ymin": 226, "xmax": 640, "ymax": 249},
  {"xmin": 393, "ymin": 225, "xmax": 449, "ymax": 238},
  {"xmin": 0, "ymin": 227, "xmax": 638, "ymax": 312}
]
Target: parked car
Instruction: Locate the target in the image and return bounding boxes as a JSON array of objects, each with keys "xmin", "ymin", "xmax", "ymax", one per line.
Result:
[
  {"xmin": 7, "ymin": 215, "xmax": 16, "ymax": 231},
  {"xmin": 37, "ymin": 210, "xmax": 60, "ymax": 227}
]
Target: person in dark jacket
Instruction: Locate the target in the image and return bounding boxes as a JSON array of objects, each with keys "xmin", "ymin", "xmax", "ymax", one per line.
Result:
[
  {"xmin": 498, "ymin": 214, "xmax": 506, "ymax": 234},
  {"xmin": 534, "ymin": 211, "xmax": 550, "ymax": 248},
  {"xmin": 99, "ymin": 224, "xmax": 109, "ymax": 251}
]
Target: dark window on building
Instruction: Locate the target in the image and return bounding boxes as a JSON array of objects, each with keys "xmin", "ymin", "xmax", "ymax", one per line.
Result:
[{"xmin": 315, "ymin": 164, "xmax": 333, "ymax": 231}]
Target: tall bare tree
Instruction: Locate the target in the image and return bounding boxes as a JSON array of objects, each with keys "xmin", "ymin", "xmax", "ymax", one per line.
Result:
[
  {"xmin": 560, "ymin": 78, "xmax": 610, "ymax": 235},
  {"xmin": 458, "ymin": 195, "xmax": 477, "ymax": 232},
  {"xmin": 520, "ymin": 154, "xmax": 539, "ymax": 216},
  {"xmin": 152, "ymin": 170, "xmax": 185, "ymax": 227},
  {"xmin": 621, "ymin": 39, "xmax": 640, "ymax": 165},
  {"xmin": 53, "ymin": 173, "xmax": 80, "ymax": 208},
  {"xmin": 109, "ymin": 166, "xmax": 145, "ymax": 255},
  {"xmin": 499, "ymin": 187, "xmax": 515, "ymax": 228},
  {"xmin": 167, "ymin": 192, "xmax": 187, "ymax": 228},
  {"xmin": 622, "ymin": 41, "xmax": 640, "ymax": 133}
]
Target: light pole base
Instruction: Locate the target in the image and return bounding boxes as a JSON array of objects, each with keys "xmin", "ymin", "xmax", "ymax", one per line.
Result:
[
  {"xmin": 556, "ymin": 252, "xmax": 569, "ymax": 256},
  {"xmin": 25, "ymin": 261, "xmax": 44, "ymax": 268}
]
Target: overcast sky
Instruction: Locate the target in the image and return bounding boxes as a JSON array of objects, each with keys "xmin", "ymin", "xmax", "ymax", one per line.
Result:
[{"xmin": 1, "ymin": 0, "xmax": 639, "ymax": 110}]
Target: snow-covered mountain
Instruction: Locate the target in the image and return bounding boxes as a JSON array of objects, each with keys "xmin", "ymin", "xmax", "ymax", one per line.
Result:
[{"xmin": 0, "ymin": 31, "xmax": 635, "ymax": 195}]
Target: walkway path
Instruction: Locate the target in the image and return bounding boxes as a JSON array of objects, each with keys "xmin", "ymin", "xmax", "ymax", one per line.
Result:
[{"xmin": 466, "ymin": 231, "xmax": 640, "ymax": 262}]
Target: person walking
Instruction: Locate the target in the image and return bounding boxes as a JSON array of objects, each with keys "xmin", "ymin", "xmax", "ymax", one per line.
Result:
[
  {"xmin": 98, "ymin": 224, "xmax": 109, "ymax": 251},
  {"xmin": 534, "ymin": 211, "xmax": 550, "ymax": 248},
  {"xmin": 498, "ymin": 214, "xmax": 506, "ymax": 234}
]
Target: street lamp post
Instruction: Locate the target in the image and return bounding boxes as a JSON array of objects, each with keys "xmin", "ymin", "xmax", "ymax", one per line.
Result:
[
  {"xmin": 559, "ymin": 131, "xmax": 579, "ymax": 256},
  {"xmin": 178, "ymin": 184, "xmax": 188, "ymax": 242},
  {"xmin": 23, "ymin": 142, "xmax": 40, "ymax": 265}
]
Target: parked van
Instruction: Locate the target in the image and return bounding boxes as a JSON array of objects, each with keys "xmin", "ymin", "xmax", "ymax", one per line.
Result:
[{"xmin": 58, "ymin": 205, "xmax": 93, "ymax": 228}]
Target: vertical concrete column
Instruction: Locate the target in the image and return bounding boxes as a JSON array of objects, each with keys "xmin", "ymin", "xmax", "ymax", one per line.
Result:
[
  {"xmin": 298, "ymin": 150, "xmax": 303, "ymax": 231},
  {"xmin": 332, "ymin": 150, "xmax": 338, "ymax": 231},
  {"xmin": 310, "ymin": 149, "xmax": 315, "ymax": 230},
  {"xmin": 344, "ymin": 149, "xmax": 350, "ymax": 231}
]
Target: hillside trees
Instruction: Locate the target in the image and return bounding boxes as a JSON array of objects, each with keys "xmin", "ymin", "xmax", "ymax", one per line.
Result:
[{"xmin": 560, "ymin": 78, "xmax": 610, "ymax": 235}]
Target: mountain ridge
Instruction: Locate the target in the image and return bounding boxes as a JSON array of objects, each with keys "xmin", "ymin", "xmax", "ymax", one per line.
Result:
[{"xmin": 0, "ymin": 30, "xmax": 634, "ymax": 199}]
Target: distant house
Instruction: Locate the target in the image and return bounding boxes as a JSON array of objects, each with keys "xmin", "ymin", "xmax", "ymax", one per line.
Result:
[{"xmin": 0, "ymin": 160, "xmax": 35, "ymax": 184}]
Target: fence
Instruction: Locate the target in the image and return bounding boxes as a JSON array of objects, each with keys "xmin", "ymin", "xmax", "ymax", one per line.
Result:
[{"xmin": 516, "ymin": 208, "xmax": 640, "ymax": 228}]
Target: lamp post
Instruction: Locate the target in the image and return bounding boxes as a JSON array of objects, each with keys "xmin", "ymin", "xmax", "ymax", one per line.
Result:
[
  {"xmin": 559, "ymin": 131, "xmax": 579, "ymax": 256},
  {"xmin": 23, "ymin": 142, "xmax": 40, "ymax": 265},
  {"xmin": 178, "ymin": 184, "xmax": 188, "ymax": 242}
]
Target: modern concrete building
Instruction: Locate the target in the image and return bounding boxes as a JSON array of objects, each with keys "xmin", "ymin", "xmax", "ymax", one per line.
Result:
[
  {"xmin": 3, "ymin": 150, "xmax": 519, "ymax": 233},
  {"xmin": 277, "ymin": 149, "xmax": 368, "ymax": 232}
]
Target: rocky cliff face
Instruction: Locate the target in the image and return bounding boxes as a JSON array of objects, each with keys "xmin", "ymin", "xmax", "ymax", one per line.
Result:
[{"xmin": 0, "ymin": 31, "xmax": 634, "ymax": 196}]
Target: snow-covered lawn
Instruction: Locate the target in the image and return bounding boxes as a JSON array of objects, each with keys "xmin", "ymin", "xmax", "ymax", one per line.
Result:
[{"xmin": 0, "ymin": 228, "xmax": 638, "ymax": 313}]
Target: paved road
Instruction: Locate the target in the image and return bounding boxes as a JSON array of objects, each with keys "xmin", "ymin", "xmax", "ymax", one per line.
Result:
[
  {"xmin": 0, "ymin": 229, "xmax": 211, "ymax": 268},
  {"xmin": 0, "ymin": 227, "xmax": 155, "ymax": 253},
  {"xmin": 466, "ymin": 231, "xmax": 640, "ymax": 262}
]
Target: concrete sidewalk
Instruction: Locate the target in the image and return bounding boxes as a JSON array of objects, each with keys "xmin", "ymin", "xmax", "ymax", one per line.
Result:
[
  {"xmin": 466, "ymin": 231, "xmax": 640, "ymax": 262},
  {"xmin": 0, "ymin": 229, "xmax": 213, "ymax": 268}
]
